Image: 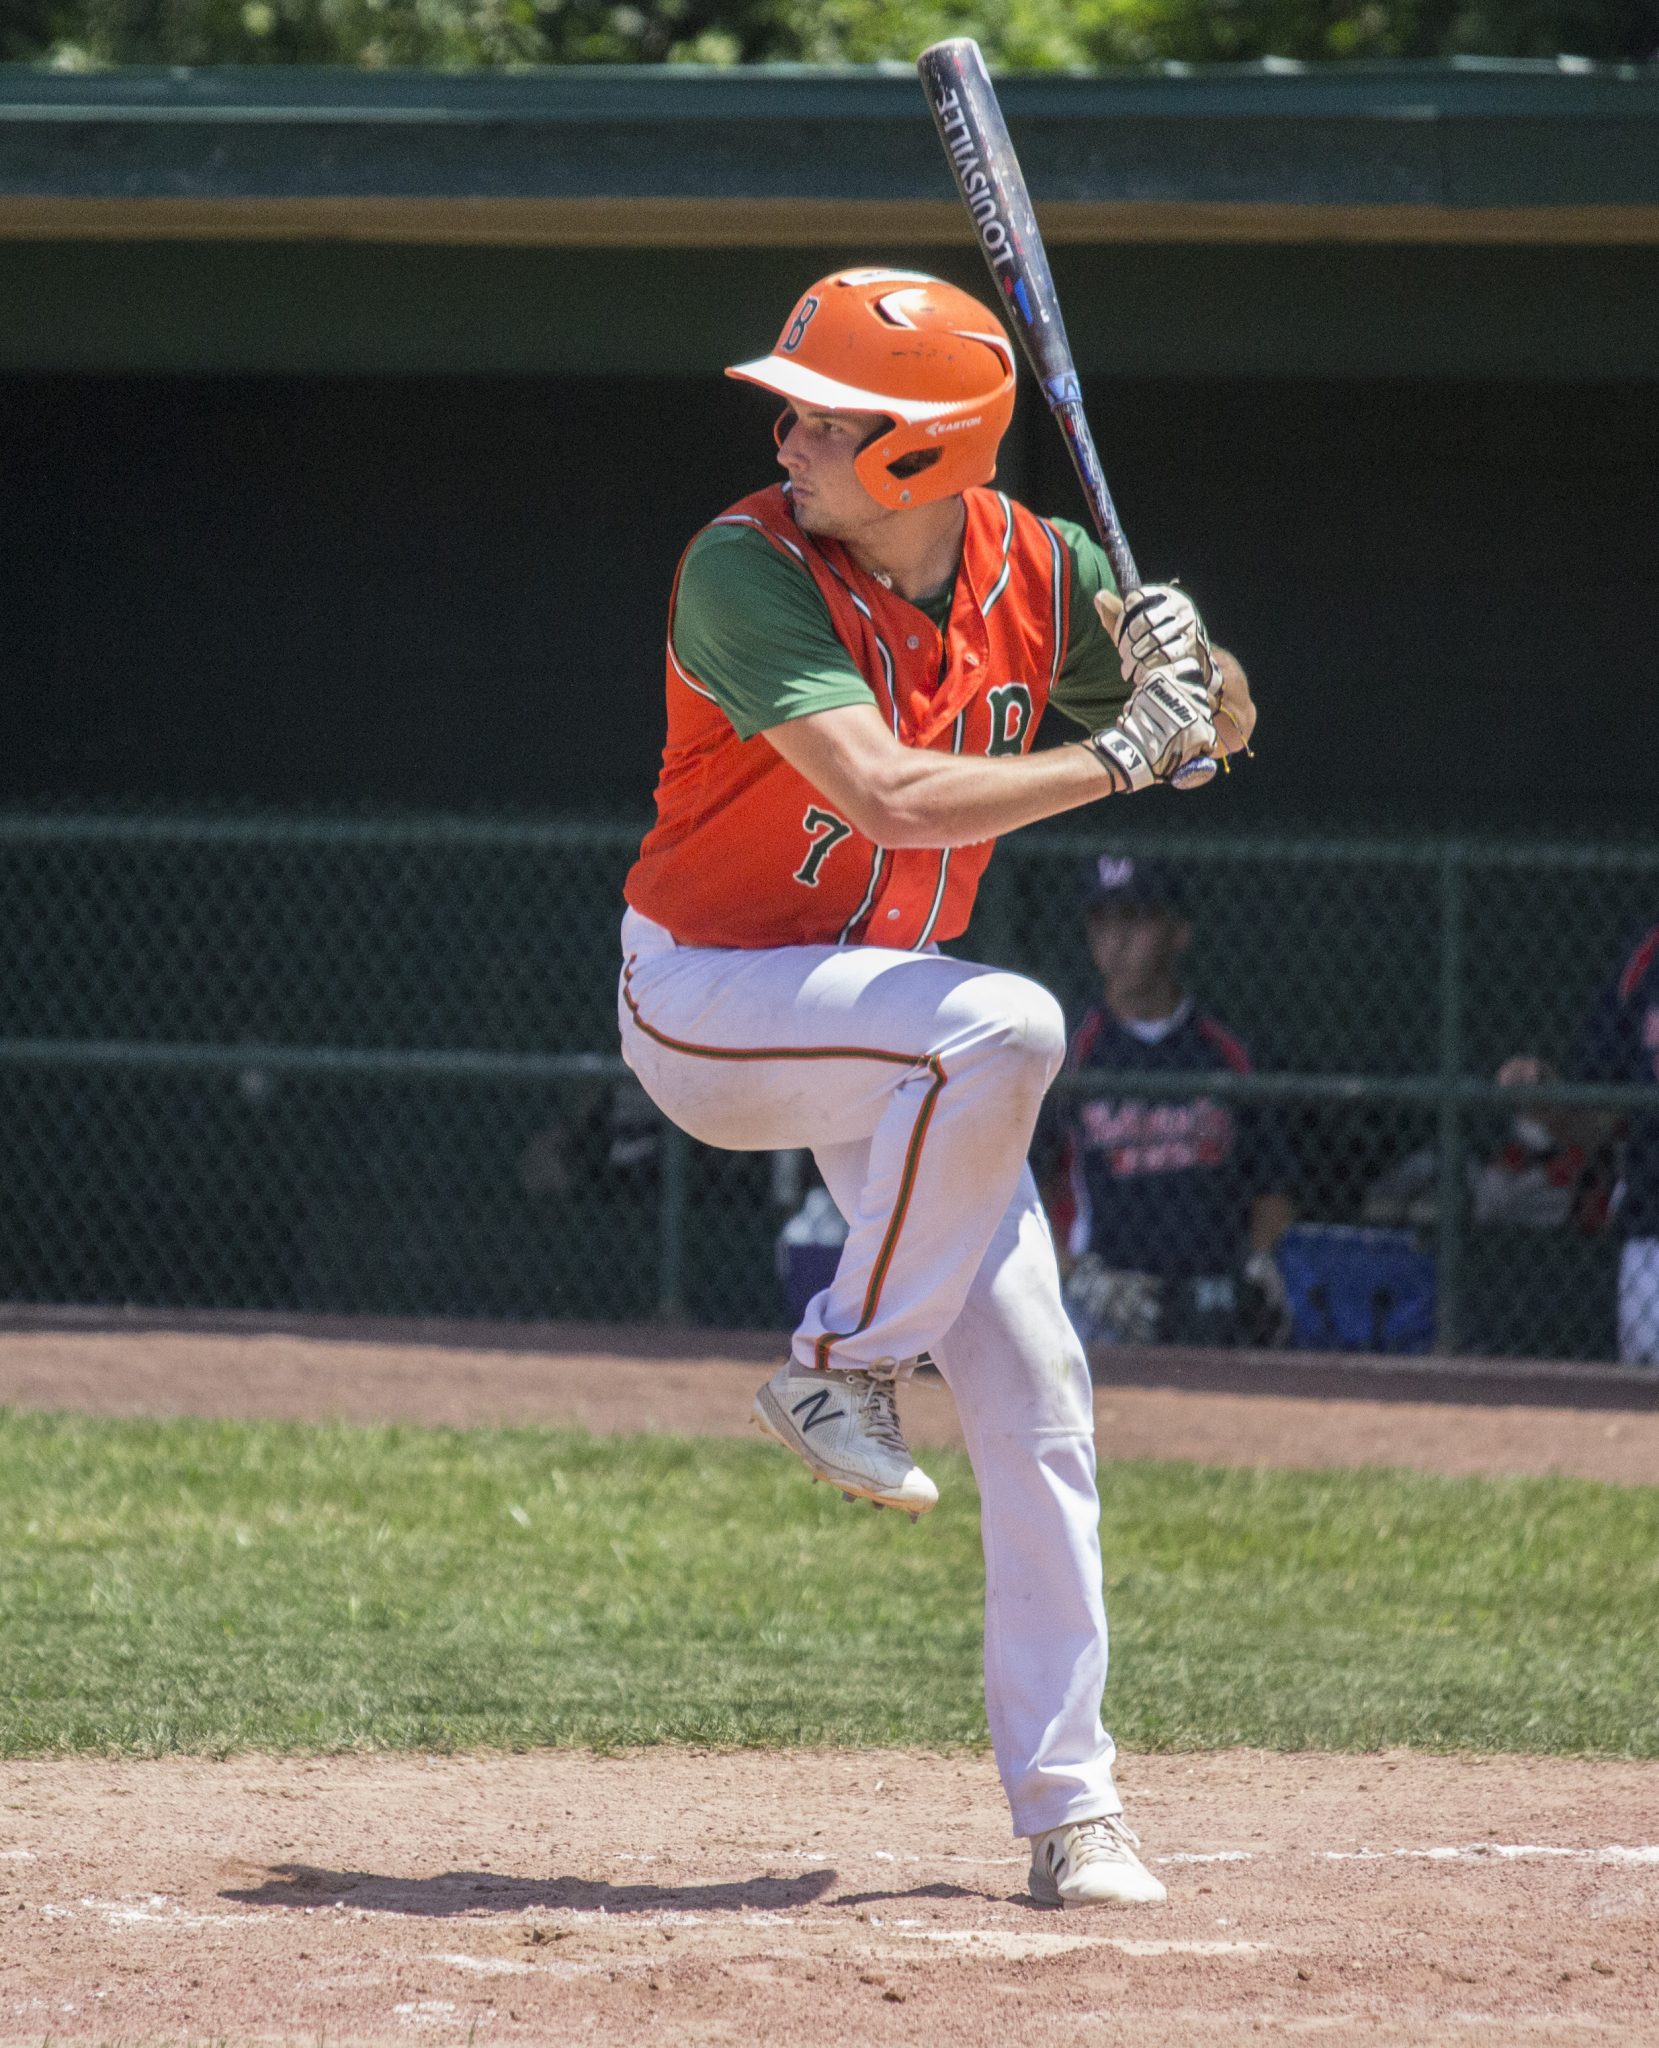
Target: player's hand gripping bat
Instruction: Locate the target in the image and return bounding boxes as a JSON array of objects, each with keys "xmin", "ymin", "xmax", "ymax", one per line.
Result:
[{"xmin": 916, "ymin": 36, "xmax": 1219, "ymax": 789}]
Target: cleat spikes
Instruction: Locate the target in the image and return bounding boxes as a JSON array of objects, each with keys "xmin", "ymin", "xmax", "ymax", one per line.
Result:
[{"xmin": 841, "ymin": 1490, "xmax": 857, "ymax": 1503}]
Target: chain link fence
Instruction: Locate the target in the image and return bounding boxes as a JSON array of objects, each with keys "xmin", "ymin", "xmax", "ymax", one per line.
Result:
[{"xmin": 1, "ymin": 812, "xmax": 1654, "ymax": 1363}]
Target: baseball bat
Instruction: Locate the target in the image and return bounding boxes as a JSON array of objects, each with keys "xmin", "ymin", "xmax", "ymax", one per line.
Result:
[
  {"xmin": 916, "ymin": 36, "xmax": 1140, "ymax": 594},
  {"xmin": 917, "ymin": 39, "xmax": 1220, "ymax": 789}
]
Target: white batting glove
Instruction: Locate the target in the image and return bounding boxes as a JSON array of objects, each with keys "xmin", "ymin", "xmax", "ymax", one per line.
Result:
[
  {"xmin": 1086, "ymin": 666, "xmax": 1218, "ymax": 794},
  {"xmin": 1098, "ymin": 583, "xmax": 1217, "ymax": 698}
]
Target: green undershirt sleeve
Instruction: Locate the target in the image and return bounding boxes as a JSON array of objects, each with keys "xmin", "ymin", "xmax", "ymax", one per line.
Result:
[
  {"xmin": 671, "ymin": 514, "xmax": 1126, "ymax": 743},
  {"xmin": 1046, "ymin": 517, "xmax": 1130, "ymax": 733},
  {"xmin": 670, "ymin": 523, "xmax": 877, "ymax": 743}
]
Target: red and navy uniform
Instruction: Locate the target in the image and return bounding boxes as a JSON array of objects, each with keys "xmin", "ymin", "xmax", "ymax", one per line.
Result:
[
  {"xmin": 1059, "ymin": 1001, "xmax": 1294, "ymax": 1279},
  {"xmin": 1580, "ymin": 922, "xmax": 1659, "ymax": 1236}
]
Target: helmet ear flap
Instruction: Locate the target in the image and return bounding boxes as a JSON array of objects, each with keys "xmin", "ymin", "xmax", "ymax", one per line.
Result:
[{"xmin": 853, "ymin": 427, "xmax": 955, "ymax": 507}]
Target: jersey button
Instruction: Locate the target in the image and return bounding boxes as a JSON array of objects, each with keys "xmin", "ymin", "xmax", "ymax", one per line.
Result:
[
  {"xmin": 886, "ymin": 909, "xmax": 900, "ymax": 921},
  {"xmin": 905, "ymin": 635, "xmax": 920, "ymax": 650}
]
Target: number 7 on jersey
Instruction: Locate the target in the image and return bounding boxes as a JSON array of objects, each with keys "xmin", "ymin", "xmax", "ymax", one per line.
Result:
[{"xmin": 794, "ymin": 805, "xmax": 853, "ymax": 887}]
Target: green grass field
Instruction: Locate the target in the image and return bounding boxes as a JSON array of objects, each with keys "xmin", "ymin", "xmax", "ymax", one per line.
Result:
[{"xmin": 1, "ymin": 1409, "xmax": 1655, "ymax": 1760}]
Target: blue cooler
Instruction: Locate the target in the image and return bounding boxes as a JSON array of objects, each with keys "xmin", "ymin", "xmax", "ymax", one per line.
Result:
[{"xmin": 1276, "ymin": 1224, "xmax": 1436, "ymax": 1355}]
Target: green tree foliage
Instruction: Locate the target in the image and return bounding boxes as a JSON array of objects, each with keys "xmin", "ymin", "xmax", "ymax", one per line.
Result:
[{"xmin": 17, "ymin": 0, "xmax": 1659, "ymax": 71}]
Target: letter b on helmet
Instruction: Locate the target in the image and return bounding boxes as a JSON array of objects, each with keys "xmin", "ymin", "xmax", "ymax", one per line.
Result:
[{"xmin": 780, "ymin": 295, "xmax": 820, "ymax": 354}]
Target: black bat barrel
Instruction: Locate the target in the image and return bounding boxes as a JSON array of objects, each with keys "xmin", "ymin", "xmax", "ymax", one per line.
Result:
[{"xmin": 917, "ymin": 37, "xmax": 1141, "ymax": 592}]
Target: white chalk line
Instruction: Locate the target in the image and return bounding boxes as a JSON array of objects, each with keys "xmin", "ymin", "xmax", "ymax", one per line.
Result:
[
  {"xmin": 417, "ymin": 1918, "xmax": 1277, "ymax": 1972},
  {"xmin": 395, "ymin": 1999, "xmax": 473, "ymax": 2028},
  {"xmin": 607, "ymin": 1840, "xmax": 1659, "ymax": 1875},
  {"xmin": 1322, "ymin": 1844, "xmax": 1659, "ymax": 1866},
  {"xmin": 772, "ymin": 1846, "xmax": 1025, "ymax": 1867},
  {"xmin": 435, "ymin": 1953, "xmax": 537, "ymax": 1976},
  {"xmin": 898, "ymin": 1929, "xmax": 1275, "ymax": 1960}
]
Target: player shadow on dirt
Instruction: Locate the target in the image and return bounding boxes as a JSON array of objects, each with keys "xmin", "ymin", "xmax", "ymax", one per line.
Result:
[
  {"xmin": 827, "ymin": 1880, "xmax": 990, "ymax": 1909},
  {"xmin": 222, "ymin": 1863, "xmax": 840, "ymax": 1917}
]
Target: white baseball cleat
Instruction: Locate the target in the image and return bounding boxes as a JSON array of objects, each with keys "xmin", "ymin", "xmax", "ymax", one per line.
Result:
[
  {"xmin": 752, "ymin": 1361, "xmax": 938, "ymax": 1519},
  {"xmin": 1028, "ymin": 1814, "xmax": 1168, "ymax": 1909}
]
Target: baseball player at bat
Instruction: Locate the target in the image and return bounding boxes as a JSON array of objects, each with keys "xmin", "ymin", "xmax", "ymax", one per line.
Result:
[{"xmin": 619, "ymin": 269, "xmax": 1254, "ymax": 1908}]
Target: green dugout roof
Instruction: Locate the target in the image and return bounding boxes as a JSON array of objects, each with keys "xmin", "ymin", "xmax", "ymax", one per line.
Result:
[{"xmin": 0, "ymin": 59, "xmax": 1655, "ymax": 244}]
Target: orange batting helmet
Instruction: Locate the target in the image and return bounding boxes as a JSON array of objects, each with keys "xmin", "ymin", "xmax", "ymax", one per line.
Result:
[{"xmin": 726, "ymin": 268, "xmax": 1017, "ymax": 508}]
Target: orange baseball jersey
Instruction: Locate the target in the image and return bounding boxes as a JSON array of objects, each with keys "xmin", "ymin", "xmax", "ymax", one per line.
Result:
[{"xmin": 626, "ymin": 483, "xmax": 1072, "ymax": 951}]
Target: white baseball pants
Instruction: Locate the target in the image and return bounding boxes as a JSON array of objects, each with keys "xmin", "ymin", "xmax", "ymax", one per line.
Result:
[{"xmin": 618, "ymin": 908, "xmax": 1120, "ymax": 1836}]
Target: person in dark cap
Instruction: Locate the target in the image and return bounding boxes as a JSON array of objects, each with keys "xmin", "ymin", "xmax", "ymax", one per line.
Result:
[{"xmin": 1047, "ymin": 853, "xmax": 1296, "ymax": 1348}]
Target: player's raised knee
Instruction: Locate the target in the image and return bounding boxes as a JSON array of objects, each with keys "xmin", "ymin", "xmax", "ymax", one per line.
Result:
[
  {"xmin": 1021, "ymin": 982, "xmax": 1069, "ymax": 1076},
  {"xmin": 985, "ymin": 974, "xmax": 1067, "ymax": 1078}
]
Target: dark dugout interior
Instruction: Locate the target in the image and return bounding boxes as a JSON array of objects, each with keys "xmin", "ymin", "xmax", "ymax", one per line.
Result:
[{"xmin": 5, "ymin": 370, "xmax": 1656, "ymax": 836}]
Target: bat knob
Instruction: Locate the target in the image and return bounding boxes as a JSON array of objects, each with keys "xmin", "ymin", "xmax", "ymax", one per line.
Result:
[{"xmin": 1170, "ymin": 754, "xmax": 1219, "ymax": 792}]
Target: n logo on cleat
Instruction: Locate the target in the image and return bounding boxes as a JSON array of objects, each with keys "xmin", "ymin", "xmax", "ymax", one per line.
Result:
[{"xmin": 790, "ymin": 1387, "xmax": 846, "ymax": 1433}]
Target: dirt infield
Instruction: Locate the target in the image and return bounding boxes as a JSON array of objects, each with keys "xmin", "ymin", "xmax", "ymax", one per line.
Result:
[
  {"xmin": 3, "ymin": 1749, "xmax": 1656, "ymax": 2046},
  {"xmin": 1, "ymin": 1316, "xmax": 1657, "ymax": 2043},
  {"xmin": 1, "ymin": 1313, "xmax": 1656, "ymax": 1485}
]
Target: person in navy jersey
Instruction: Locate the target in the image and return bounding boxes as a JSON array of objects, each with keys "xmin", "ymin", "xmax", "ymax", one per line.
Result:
[
  {"xmin": 1047, "ymin": 855, "xmax": 1297, "ymax": 1348},
  {"xmin": 1500, "ymin": 919, "xmax": 1659, "ymax": 1366}
]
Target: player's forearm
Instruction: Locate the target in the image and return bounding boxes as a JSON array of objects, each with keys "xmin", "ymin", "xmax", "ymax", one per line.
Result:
[
  {"xmin": 876, "ymin": 648, "xmax": 1251, "ymax": 845},
  {"xmin": 1496, "ymin": 1057, "xmax": 1619, "ymax": 1151},
  {"xmin": 862, "ymin": 740, "xmax": 1121, "ymax": 848},
  {"xmin": 764, "ymin": 680, "xmax": 1227, "ymax": 852}
]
